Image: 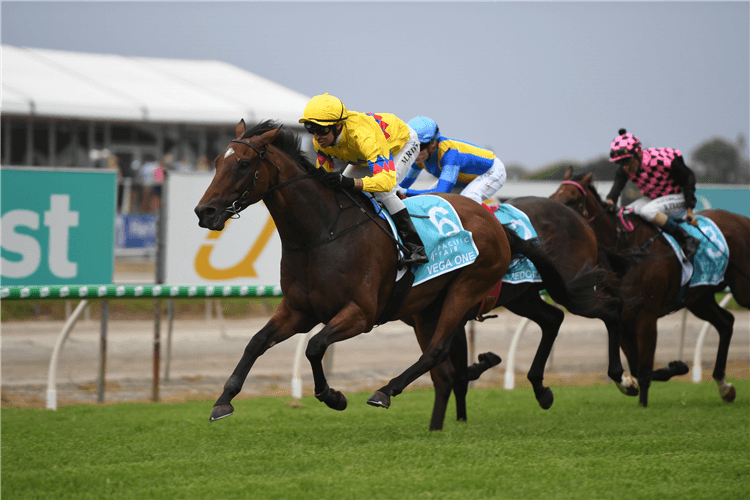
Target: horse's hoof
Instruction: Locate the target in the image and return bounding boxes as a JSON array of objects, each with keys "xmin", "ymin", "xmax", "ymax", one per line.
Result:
[
  {"xmin": 366, "ymin": 390, "xmax": 391, "ymax": 409},
  {"xmin": 720, "ymin": 384, "xmax": 736, "ymax": 403},
  {"xmin": 478, "ymin": 352, "xmax": 502, "ymax": 367},
  {"xmin": 616, "ymin": 375, "xmax": 639, "ymax": 397},
  {"xmin": 537, "ymin": 387, "xmax": 554, "ymax": 410},
  {"xmin": 315, "ymin": 386, "xmax": 348, "ymax": 411},
  {"xmin": 210, "ymin": 404, "xmax": 234, "ymax": 422},
  {"xmin": 668, "ymin": 360, "xmax": 689, "ymax": 376}
]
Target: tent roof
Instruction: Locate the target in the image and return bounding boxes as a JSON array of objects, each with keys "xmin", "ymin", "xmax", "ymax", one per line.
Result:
[{"xmin": 1, "ymin": 45, "xmax": 310, "ymax": 126}]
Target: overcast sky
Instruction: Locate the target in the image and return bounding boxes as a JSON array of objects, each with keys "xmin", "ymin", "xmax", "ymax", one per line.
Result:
[{"xmin": 2, "ymin": 1, "xmax": 748, "ymax": 171}]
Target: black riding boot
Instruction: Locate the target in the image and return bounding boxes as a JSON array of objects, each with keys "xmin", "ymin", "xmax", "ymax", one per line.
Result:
[
  {"xmin": 662, "ymin": 218, "xmax": 700, "ymax": 264},
  {"xmin": 391, "ymin": 209, "xmax": 429, "ymax": 266}
]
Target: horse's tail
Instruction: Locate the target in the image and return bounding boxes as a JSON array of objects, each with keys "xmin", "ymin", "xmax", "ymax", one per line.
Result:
[{"xmin": 502, "ymin": 225, "xmax": 616, "ymax": 315}]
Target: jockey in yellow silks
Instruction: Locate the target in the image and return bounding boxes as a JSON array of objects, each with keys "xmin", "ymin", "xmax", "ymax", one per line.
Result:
[{"xmin": 299, "ymin": 93, "xmax": 428, "ymax": 266}]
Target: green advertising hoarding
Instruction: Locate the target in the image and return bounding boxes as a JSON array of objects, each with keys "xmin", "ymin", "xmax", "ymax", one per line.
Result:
[{"xmin": 1, "ymin": 168, "xmax": 116, "ymax": 286}]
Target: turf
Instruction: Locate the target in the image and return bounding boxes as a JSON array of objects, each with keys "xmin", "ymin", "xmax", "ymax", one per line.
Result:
[{"xmin": 2, "ymin": 380, "xmax": 748, "ymax": 499}]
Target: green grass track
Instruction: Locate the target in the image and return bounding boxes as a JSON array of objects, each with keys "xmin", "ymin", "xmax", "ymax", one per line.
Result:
[{"xmin": 3, "ymin": 380, "xmax": 748, "ymax": 499}]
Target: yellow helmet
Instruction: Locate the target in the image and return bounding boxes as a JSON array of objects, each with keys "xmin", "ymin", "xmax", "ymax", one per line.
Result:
[{"xmin": 299, "ymin": 93, "xmax": 348, "ymax": 126}]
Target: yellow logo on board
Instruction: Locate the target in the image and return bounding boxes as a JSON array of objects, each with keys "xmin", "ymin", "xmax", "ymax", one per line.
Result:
[{"xmin": 193, "ymin": 215, "xmax": 277, "ymax": 280}]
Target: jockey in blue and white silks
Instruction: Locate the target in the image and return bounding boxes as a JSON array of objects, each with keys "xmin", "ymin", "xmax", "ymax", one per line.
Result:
[{"xmin": 398, "ymin": 116, "xmax": 507, "ymax": 205}]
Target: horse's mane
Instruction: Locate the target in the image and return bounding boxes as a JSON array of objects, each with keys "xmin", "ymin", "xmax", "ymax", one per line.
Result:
[
  {"xmin": 570, "ymin": 172, "xmax": 605, "ymax": 207},
  {"xmin": 241, "ymin": 120, "xmax": 316, "ymax": 172}
]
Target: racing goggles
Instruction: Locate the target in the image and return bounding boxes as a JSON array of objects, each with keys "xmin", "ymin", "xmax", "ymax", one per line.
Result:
[
  {"xmin": 420, "ymin": 142, "xmax": 432, "ymax": 151},
  {"xmin": 304, "ymin": 122, "xmax": 333, "ymax": 135}
]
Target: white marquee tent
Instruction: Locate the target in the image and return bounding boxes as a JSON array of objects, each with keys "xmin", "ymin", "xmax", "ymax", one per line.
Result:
[{"xmin": 2, "ymin": 45, "xmax": 310, "ymax": 126}]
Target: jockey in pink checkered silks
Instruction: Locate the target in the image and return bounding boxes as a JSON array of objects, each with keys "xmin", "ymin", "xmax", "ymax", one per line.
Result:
[{"xmin": 605, "ymin": 128, "xmax": 700, "ymax": 263}]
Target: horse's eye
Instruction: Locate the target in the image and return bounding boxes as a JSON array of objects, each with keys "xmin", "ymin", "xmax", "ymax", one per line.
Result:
[{"xmin": 238, "ymin": 159, "xmax": 251, "ymax": 170}]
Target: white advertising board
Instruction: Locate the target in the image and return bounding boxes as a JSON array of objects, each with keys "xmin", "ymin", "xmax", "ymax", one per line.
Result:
[{"xmin": 164, "ymin": 172, "xmax": 281, "ymax": 286}]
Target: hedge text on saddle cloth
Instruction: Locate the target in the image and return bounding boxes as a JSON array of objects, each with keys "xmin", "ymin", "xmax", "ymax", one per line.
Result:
[
  {"xmin": 300, "ymin": 93, "xmax": 427, "ymax": 266},
  {"xmin": 606, "ymin": 128, "xmax": 700, "ymax": 264},
  {"xmin": 398, "ymin": 115, "xmax": 507, "ymax": 205}
]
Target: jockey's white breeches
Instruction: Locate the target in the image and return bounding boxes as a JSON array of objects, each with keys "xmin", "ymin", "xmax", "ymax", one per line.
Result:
[
  {"xmin": 626, "ymin": 193, "xmax": 689, "ymax": 223},
  {"xmin": 459, "ymin": 158, "xmax": 507, "ymax": 204}
]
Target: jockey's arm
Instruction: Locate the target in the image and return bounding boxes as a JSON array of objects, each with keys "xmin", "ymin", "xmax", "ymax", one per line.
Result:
[
  {"xmin": 605, "ymin": 167, "xmax": 629, "ymax": 205},
  {"xmin": 405, "ymin": 163, "xmax": 460, "ymax": 196},
  {"xmin": 669, "ymin": 156, "xmax": 697, "ymax": 210},
  {"xmin": 399, "ymin": 164, "xmax": 423, "ymax": 190},
  {"xmin": 360, "ymin": 164, "xmax": 397, "ymax": 192}
]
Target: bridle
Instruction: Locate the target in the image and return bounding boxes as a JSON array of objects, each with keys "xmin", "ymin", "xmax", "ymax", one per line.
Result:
[
  {"xmin": 224, "ymin": 137, "xmax": 313, "ymax": 219},
  {"xmin": 559, "ymin": 180, "xmax": 609, "ymax": 224}
]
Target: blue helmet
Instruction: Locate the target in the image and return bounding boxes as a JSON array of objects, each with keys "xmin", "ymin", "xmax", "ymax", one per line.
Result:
[{"xmin": 407, "ymin": 116, "xmax": 440, "ymax": 144}]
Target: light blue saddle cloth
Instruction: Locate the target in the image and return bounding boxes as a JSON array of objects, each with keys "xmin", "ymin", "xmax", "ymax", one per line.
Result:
[
  {"xmin": 492, "ymin": 204, "xmax": 542, "ymax": 284},
  {"xmin": 660, "ymin": 215, "xmax": 729, "ymax": 287},
  {"xmin": 402, "ymin": 195, "xmax": 480, "ymax": 285}
]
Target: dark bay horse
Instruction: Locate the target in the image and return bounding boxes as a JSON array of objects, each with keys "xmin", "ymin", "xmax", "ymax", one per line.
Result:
[
  {"xmin": 552, "ymin": 167, "xmax": 750, "ymax": 407},
  {"xmin": 195, "ymin": 120, "xmax": 591, "ymax": 423},
  {"xmin": 417, "ymin": 197, "xmax": 641, "ymax": 430}
]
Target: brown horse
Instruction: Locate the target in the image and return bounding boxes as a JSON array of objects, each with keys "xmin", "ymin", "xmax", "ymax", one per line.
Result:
[
  {"xmin": 195, "ymin": 120, "xmax": 591, "ymax": 423},
  {"xmin": 415, "ymin": 197, "xmax": 641, "ymax": 430},
  {"xmin": 552, "ymin": 167, "xmax": 750, "ymax": 407}
]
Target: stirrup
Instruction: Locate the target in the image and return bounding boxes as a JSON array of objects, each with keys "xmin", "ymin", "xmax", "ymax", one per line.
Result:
[{"xmin": 403, "ymin": 252, "xmax": 429, "ymax": 266}]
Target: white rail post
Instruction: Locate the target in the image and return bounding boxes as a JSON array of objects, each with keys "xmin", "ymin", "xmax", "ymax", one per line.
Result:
[
  {"xmin": 678, "ymin": 308, "xmax": 689, "ymax": 361},
  {"xmin": 291, "ymin": 331, "xmax": 315, "ymax": 399},
  {"xmin": 504, "ymin": 318, "xmax": 531, "ymax": 390},
  {"xmin": 47, "ymin": 300, "xmax": 89, "ymax": 410}
]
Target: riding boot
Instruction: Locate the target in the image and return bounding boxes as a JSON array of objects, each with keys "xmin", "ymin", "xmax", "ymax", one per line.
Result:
[
  {"xmin": 662, "ymin": 218, "xmax": 700, "ymax": 263},
  {"xmin": 391, "ymin": 209, "xmax": 429, "ymax": 266}
]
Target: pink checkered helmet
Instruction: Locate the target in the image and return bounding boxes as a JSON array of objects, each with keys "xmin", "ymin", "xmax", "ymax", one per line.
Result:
[{"xmin": 609, "ymin": 128, "xmax": 642, "ymax": 162}]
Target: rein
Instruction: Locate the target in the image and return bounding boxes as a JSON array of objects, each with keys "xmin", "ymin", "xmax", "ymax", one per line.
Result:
[{"xmin": 222, "ymin": 138, "xmax": 406, "ymax": 253}]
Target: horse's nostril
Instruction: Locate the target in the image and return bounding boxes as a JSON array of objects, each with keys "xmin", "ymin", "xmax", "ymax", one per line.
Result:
[{"xmin": 195, "ymin": 205, "xmax": 216, "ymax": 219}]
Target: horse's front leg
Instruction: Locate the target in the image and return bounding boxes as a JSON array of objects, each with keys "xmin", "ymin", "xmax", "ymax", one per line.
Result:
[
  {"xmin": 211, "ymin": 302, "xmax": 317, "ymax": 422},
  {"xmin": 305, "ymin": 303, "xmax": 370, "ymax": 411}
]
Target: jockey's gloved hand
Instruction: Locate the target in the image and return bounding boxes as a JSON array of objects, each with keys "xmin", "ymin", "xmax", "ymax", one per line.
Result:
[
  {"xmin": 321, "ymin": 172, "xmax": 355, "ymax": 190},
  {"xmin": 685, "ymin": 211, "xmax": 699, "ymax": 227},
  {"xmin": 604, "ymin": 199, "xmax": 615, "ymax": 212}
]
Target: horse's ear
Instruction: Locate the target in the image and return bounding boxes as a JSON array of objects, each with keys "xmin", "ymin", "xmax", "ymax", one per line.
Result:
[
  {"xmin": 235, "ymin": 119, "xmax": 246, "ymax": 139},
  {"xmin": 563, "ymin": 166, "xmax": 573, "ymax": 180},
  {"xmin": 582, "ymin": 172, "xmax": 594, "ymax": 186},
  {"xmin": 258, "ymin": 126, "xmax": 283, "ymax": 145}
]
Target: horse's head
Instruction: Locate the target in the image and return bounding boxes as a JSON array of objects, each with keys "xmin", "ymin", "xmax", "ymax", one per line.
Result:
[
  {"xmin": 550, "ymin": 166, "xmax": 598, "ymax": 218},
  {"xmin": 195, "ymin": 119, "xmax": 285, "ymax": 231}
]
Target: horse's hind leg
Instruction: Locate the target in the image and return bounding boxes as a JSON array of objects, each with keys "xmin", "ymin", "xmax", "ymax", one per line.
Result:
[
  {"xmin": 688, "ymin": 296, "xmax": 736, "ymax": 403},
  {"xmin": 506, "ymin": 293, "xmax": 563, "ymax": 409},
  {"xmin": 634, "ymin": 316, "xmax": 658, "ymax": 408},
  {"xmin": 368, "ymin": 278, "xmax": 495, "ymax": 409},
  {"xmin": 413, "ymin": 313, "xmax": 455, "ymax": 431},
  {"xmin": 211, "ymin": 302, "xmax": 316, "ymax": 422},
  {"xmin": 447, "ymin": 324, "xmax": 469, "ymax": 424}
]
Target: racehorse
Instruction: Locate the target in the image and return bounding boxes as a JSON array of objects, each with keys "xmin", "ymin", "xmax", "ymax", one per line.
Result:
[
  {"xmin": 551, "ymin": 167, "xmax": 750, "ymax": 407},
  {"xmin": 415, "ymin": 197, "xmax": 641, "ymax": 431},
  {"xmin": 195, "ymin": 120, "xmax": 599, "ymax": 424}
]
